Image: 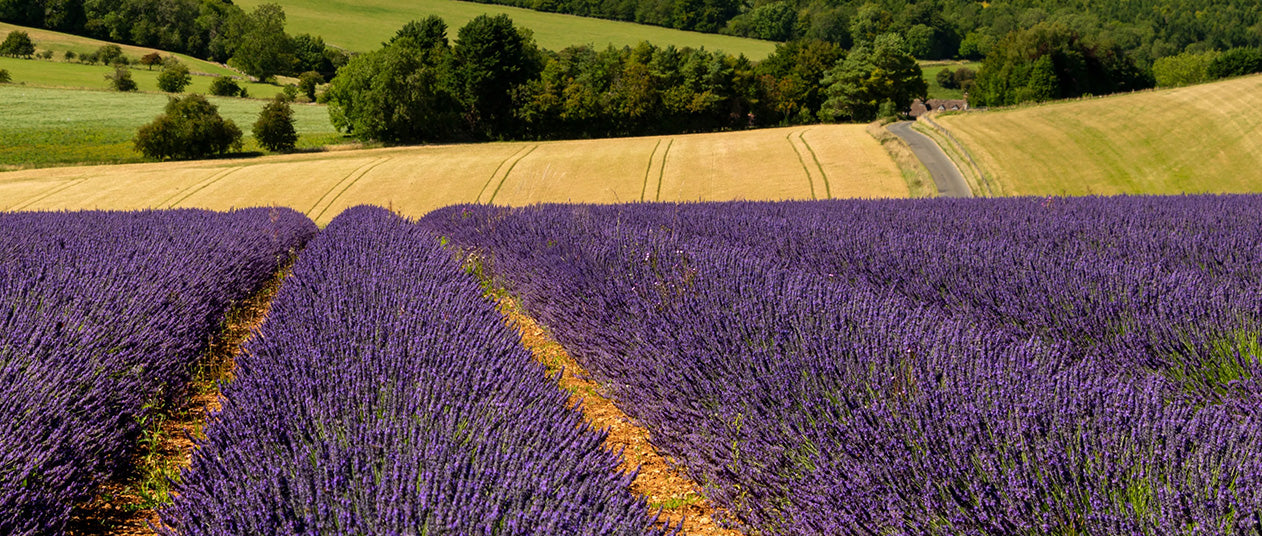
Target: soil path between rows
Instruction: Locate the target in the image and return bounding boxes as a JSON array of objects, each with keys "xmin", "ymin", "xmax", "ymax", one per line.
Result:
[
  {"xmin": 66, "ymin": 265, "xmax": 289, "ymax": 536},
  {"xmin": 497, "ymin": 296, "xmax": 744, "ymax": 536}
]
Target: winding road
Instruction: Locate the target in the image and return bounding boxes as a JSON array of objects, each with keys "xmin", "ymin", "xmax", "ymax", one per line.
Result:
[{"xmin": 887, "ymin": 121, "xmax": 973, "ymax": 198}]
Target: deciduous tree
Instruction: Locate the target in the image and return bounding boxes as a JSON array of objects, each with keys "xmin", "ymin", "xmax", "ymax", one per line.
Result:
[
  {"xmin": 157, "ymin": 61, "xmax": 192, "ymax": 92},
  {"xmin": 0, "ymin": 30, "xmax": 35, "ymax": 57},
  {"xmin": 253, "ymin": 95, "xmax": 298, "ymax": 152},
  {"xmin": 819, "ymin": 33, "xmax": 926, "ymax": 122},
  {"xmin": 135, "ymin": 94, "xmax": 242, "ymax": 159}
]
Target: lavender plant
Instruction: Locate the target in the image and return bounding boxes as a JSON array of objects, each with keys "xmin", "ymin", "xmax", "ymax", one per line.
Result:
[
  {"xmin": 421, "ymin": 196, "xmax": 1262, "ymax": 535},
  {"xmin": 0, "ymin": 208, "xmax": 316, "ymax": 536},
  {"xmin": 159, "ymin": 206, "xmax": 672, "ymax": 535}
]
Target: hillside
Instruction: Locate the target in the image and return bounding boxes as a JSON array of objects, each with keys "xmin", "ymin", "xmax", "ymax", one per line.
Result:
[
  {"xmin": 0, "ymin": 125, "xmax": 907, "ymax": 224},
  {"xmin": 0, "ymin": 23, "xmax": 239, "ymax": 77},
  {"xmin": 232, "ymin": 0, "xmax": 777, "ymax": 58},
  {"xmin": 934, "ymin": 74, "xmax": 1262, "ymax": 196}
]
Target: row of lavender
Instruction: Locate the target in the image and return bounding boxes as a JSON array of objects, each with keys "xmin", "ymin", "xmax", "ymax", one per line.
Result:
[
  {"xmin": 158, "ymin": 207, "xmax": 671, "ymax": 535},
  {"xmin": 421, "ymin": 196, "xmax": 1262, "ymax": 535},
  {"xmin": 0, "ymin": 208, "xmax": 316, "ymax": 535}
]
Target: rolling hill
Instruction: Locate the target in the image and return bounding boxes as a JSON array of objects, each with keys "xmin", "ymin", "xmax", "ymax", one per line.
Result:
[{"xmin": 934, "ymin": 74, "xmax": 1262, "ymax": 196}]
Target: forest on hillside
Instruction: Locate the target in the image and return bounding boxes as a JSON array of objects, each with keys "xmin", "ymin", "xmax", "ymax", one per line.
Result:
[{"xmin": 459, "ymin": 0, "xmax": 1262, "ymax": 66}]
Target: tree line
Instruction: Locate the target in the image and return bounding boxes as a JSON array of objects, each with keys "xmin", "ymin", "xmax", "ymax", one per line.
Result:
[
  {"xmin": 0, "ymin": 0, "xmax": 344, "ymax": 79},
  {"xmin": 323, "ymin": 15, "xmax": 925, "ymax": 144}
]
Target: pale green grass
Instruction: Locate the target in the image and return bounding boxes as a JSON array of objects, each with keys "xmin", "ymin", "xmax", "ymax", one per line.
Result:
[
  {"xmin": 1, "ymin": 22, "xmax": 242, "ymax": 77},
  {"xmin": 0, "ymin": 57, "xmax": 279, "ymax": 95},
  {"xmin": 235, "ymin": 0, "xmax": 777, "ymax": 58},
  {"xmin": 935, "ymin": 74, "xmax": 1262, "ymax": 196},
  {"xmin": 919, "ymin": 60, "xmax": 980, "ymax": 100},
  {"xmin": 0, "ymin": 85, "xmax": 340, "ymax": 169}
]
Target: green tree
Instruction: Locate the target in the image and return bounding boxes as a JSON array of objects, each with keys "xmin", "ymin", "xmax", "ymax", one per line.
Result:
[
  {"xmin": 1153, "ymin": 50, "xmax": 1220, "ymax": 87},
  {"xmin": 253, "ymin": 95, "xmax": 298, "ymax": 152},
  {"xmin": 157, "ymin": 61, "xmax": 192, "ymax": 92},
  {"xmin": 454, "ymin": 14, "xmax": 543, "ymax": 137},
  {"xmin": 209, "ymin": 76, "xmax": 247, "ymax": 97},
  {"xmin": 105, "ymin": 65, "xmax": 138, "ymax": 91},
  {"xmin": 135, "ymin": 94, "xmax": 242, "ymax": 160},
  {"xmin": 1207, "ymin": 47, "xmax": 1262, "ymax": 79},
  {"xmin": 325, "ymin": 28, "xmax": 464, "ymax": 143},
  {"xmin": 297, "ymin": 70, "xmax": 324, "ymax": 101},
  {"xmin": 0, "ymin": 30, "xmax": 35, "ymax": 57},
  {"xmin": 819, "ymin": 33, "xmax": 926, "ymax": 122},
  {"xmin": 389, "ymin": 16, "xmax": 449, "ymax": 49},
  {"xmin": 228, "ymin": 3, "xmax": 296, "ymax": 79},
  {"xmin": 96, "ymin": 44, "xmax": 125, "ymax": 65}
]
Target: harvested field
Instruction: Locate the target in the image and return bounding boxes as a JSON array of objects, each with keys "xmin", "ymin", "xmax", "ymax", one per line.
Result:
[
  {"xmin": 0, "ymin": 125, "xmax": 909, "ymax": 224},
  {"xmin": 935, "ymin": 74, "xmax": 1262, "ymax": 196}
]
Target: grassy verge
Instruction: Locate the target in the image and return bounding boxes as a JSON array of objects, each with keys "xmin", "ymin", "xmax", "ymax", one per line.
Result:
[
  {"xmin": 910, "ymin": 117, "xmax": 996, "ymax": 196},
  {"xmin": 0, "ymin": 85, "xmax": 341, "ymax": 169},
  {"xmin": 234, "ymin": 0, "xmax": 777, "ymax": 58},
  {"xmin": 866, "ymin": 122, "xmax": 936, "ymax": 198}
]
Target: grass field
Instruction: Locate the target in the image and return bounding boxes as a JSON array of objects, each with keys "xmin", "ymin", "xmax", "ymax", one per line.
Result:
[
  {"xmin": 0, "ymin": 85, "xmax": 340, "ymax": 169},
  {"xmin": 0, "ymin": 56, "xmax": 281, "ymax": 95},
  {"xmin": 1, "ymin": 23, "xmax": 242, "ymax": 78},
  {"xmin": 935, "ymin": 74, "xmax": 1262, "ymax": 196},
  {"xmin": 920, "ymin": 60, "xmax": 980, "ymax": 100},
  {"xmin": 234, "ymin": 0, "xmax": 778, "ymax": 58},
  {"xmin": 0, "ymin": 125, "xmax": 907, "ymax": 224}
]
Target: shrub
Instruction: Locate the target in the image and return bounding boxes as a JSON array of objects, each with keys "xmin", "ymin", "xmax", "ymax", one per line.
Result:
[
  {"xmin": 157, "ymin": 61, "xmax": 192, "ymax": 92},
  {"xmin": 297, "ymin": 70, "xmax": 323, "ymax": 101},
  {"xmin": 209, "ymin": 76, "xmax": 247, "ymax": 97},
  {"xmin": 62, "ymin": 50, "xmax": 75, "ymax": 61},
  {"xmin": 135, "ymin": 94, "xmax": 242, "ymax": 160},
  {"xmin": 79, "ymin": 51, "xmax": 98, "ymax": 64},
  {"xmin": 936, "ymin": 68, "xmax": 957, "ymax": 89},
  {"xmin": 105, "ymin": 66, "xmax": 138, "ymax": 91},
  {"xmin": 252, "ymin": 95, "xmax": 298, "ymax": 152},
  {"xmin": 37, "ymin": 49, "xmax": 53, "ymax": 59},
  {"xmin": 281, "ymin": 84, "xmax": 298, "ymax": 101},
  {"xmin": 0, "ymin": 31, "xmax": 35, "ymax": 57},
  {"xmin": 97, "ymin": 44, "xmax": 125, "ymax": 65},
  {"xmin": 0, "ymin": 69, "xmax": 10, "ymax": 83}
]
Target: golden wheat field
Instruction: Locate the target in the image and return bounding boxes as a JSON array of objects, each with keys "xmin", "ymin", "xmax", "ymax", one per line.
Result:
[
  {"xmin": 936, "ymin": 74, "xmax": 1262, "ymax": 196},
  {"xmin": 0, "ymin": 125, "xmax": 908, "ymax": 224}
]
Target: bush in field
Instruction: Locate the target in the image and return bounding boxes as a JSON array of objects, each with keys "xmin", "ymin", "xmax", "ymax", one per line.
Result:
[
  {"xmin": 157, "ymin": 61, "xmax": 192, "ymax": 92},
  {"xmin": 135, "ymin": 94, "xmax": 242, "ymax": 160},
  {"xmin": 209, "ymin": 76, "xmax": 247, "ymax": 98},
  {"xmin": 0, "ymin": 68, "xmax": 10, "ymax": 83},
  {"xmin": 97, "ymin": 44, "xmax": 125, "ymax": 65},
  {"xmin": 297, "ymin": 70, "xmax": 323, "ymax": 101},
  {"xmin": 252, "ymin": 95, "xmax": 298, "ymax": 152},
  {"xmin": 62, "ymin": 50, "xmax": 75, "ymax": 61},
  {"xmin": 0, "ymin": 30, "xmax": 35, "ymax": 57},
  {"xmin": 105, "ymin": 65, "xmax": 137, "ymax": 91}
]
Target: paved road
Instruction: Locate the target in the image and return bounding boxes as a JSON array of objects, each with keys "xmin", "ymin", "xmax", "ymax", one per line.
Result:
[{"xmin": 887, "ymin": 121, "xmax": 972, "ymax": 198}]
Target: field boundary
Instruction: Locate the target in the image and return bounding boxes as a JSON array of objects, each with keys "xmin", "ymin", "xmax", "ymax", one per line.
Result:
[
  {"xmin": 866, "ymin": 122, "xmax": 935, "ymax": 198},
  {"xmin": 917, "ymin": 114, "xmax": 997, "ymax": 196}
]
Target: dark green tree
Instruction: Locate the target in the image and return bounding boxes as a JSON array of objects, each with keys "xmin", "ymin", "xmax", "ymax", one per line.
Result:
[
  {"xmin": 291, "ymin": 33, "xmax": 334, "ymax": 77},
  {"xmin": 134, "ymin": 94, "xmax": 242, "ymax": 159},
  {"xmin": 454, "ymin": 14, "xmax": 543, "ymax": 138},
  {"xmin": 228, "ymin": 3, "xmax": 296, "ymax": 79},
  {"xmin": 1207, "ymin": 47, "xmax": 1262, "ymax": 79},
  {"xmin": 388, "ymin": 16, "xmax": 449, "ymax": 49},
  {"xmin": 253, "ymin": 95, "xmax": 298, "ymax": 152},
  {"xmin": 105, "ymin": 65, "xmax": 138, "ymax": 91},
  {"xmin": 139, "ymin": 52, "xmax": 162, "ymax": 69},
  {"xmin": 0, "ymin": 68, "xmax": 11, "ymax": 83},
  {"xmin": 96, "ymin": 44, "xmax": 125, "ymax": 65},
  {"xmin": 209, "ymin": 76, "xmax": 248, "ymax": 97},
  {"xmin": 297, "ymin": 70, "xmax": 324, "ymax": 101},
  {"xmin": 325, "ymin": 27, "xmax": 464, "ymax": 143},
  {"xmin": 157, "ymin": 61, "xmax": 192, "ymax": 92},
  {"xmin": 819, "ymin": 33, "xmax": 926, "ymax": 122},
  {"xmin": 0, "ymin": 30, "xmax": 35, "ymax": 57}
]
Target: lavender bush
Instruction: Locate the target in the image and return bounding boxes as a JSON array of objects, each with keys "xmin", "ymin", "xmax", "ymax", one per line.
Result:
[
  {"xmin": 159, "ymin": 206, "xmax": 672, "ymax": 535},
  {"xmin": 421, "ymin": 196, "xmax": 1262, "ymax": 535},
  {"xmin": 0, "ymin": 208, "xmax": 316, "ymax": 536}
]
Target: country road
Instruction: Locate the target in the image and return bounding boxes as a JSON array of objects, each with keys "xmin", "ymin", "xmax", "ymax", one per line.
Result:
[{"xmin": 887, "ymin": 121, "xmax": 972, "ymax": 198}]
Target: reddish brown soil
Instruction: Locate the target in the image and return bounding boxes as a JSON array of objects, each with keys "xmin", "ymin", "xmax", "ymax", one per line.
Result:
[
  {"xmin": 65, "ymin": 267, "xmax": 287, "ymax": 536},
  {"xmin": 497, "ymin": 296, "xmax": 744, "ymax": 536}
]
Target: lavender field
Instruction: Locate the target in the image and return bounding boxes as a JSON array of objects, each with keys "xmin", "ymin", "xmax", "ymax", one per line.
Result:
[
  {"xmin": 160, "ymin": 206, "xmax": 672, "ymax": 534},
  {"xmin": 422, "ymin": 195, "xmax": 1262, "ymax": 535},
  {"xmin": 0, "ymin": 208, "xmax": 315, "ymax": 535}
]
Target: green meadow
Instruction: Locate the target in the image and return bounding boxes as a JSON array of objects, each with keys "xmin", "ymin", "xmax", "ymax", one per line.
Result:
[
  {"xmin": 0, "ymin": 85, "xmax": 341, "ymax": 169},
  {"xmin": 234, "ymin": 0, "xmax": 779, "ymax": 58}
]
